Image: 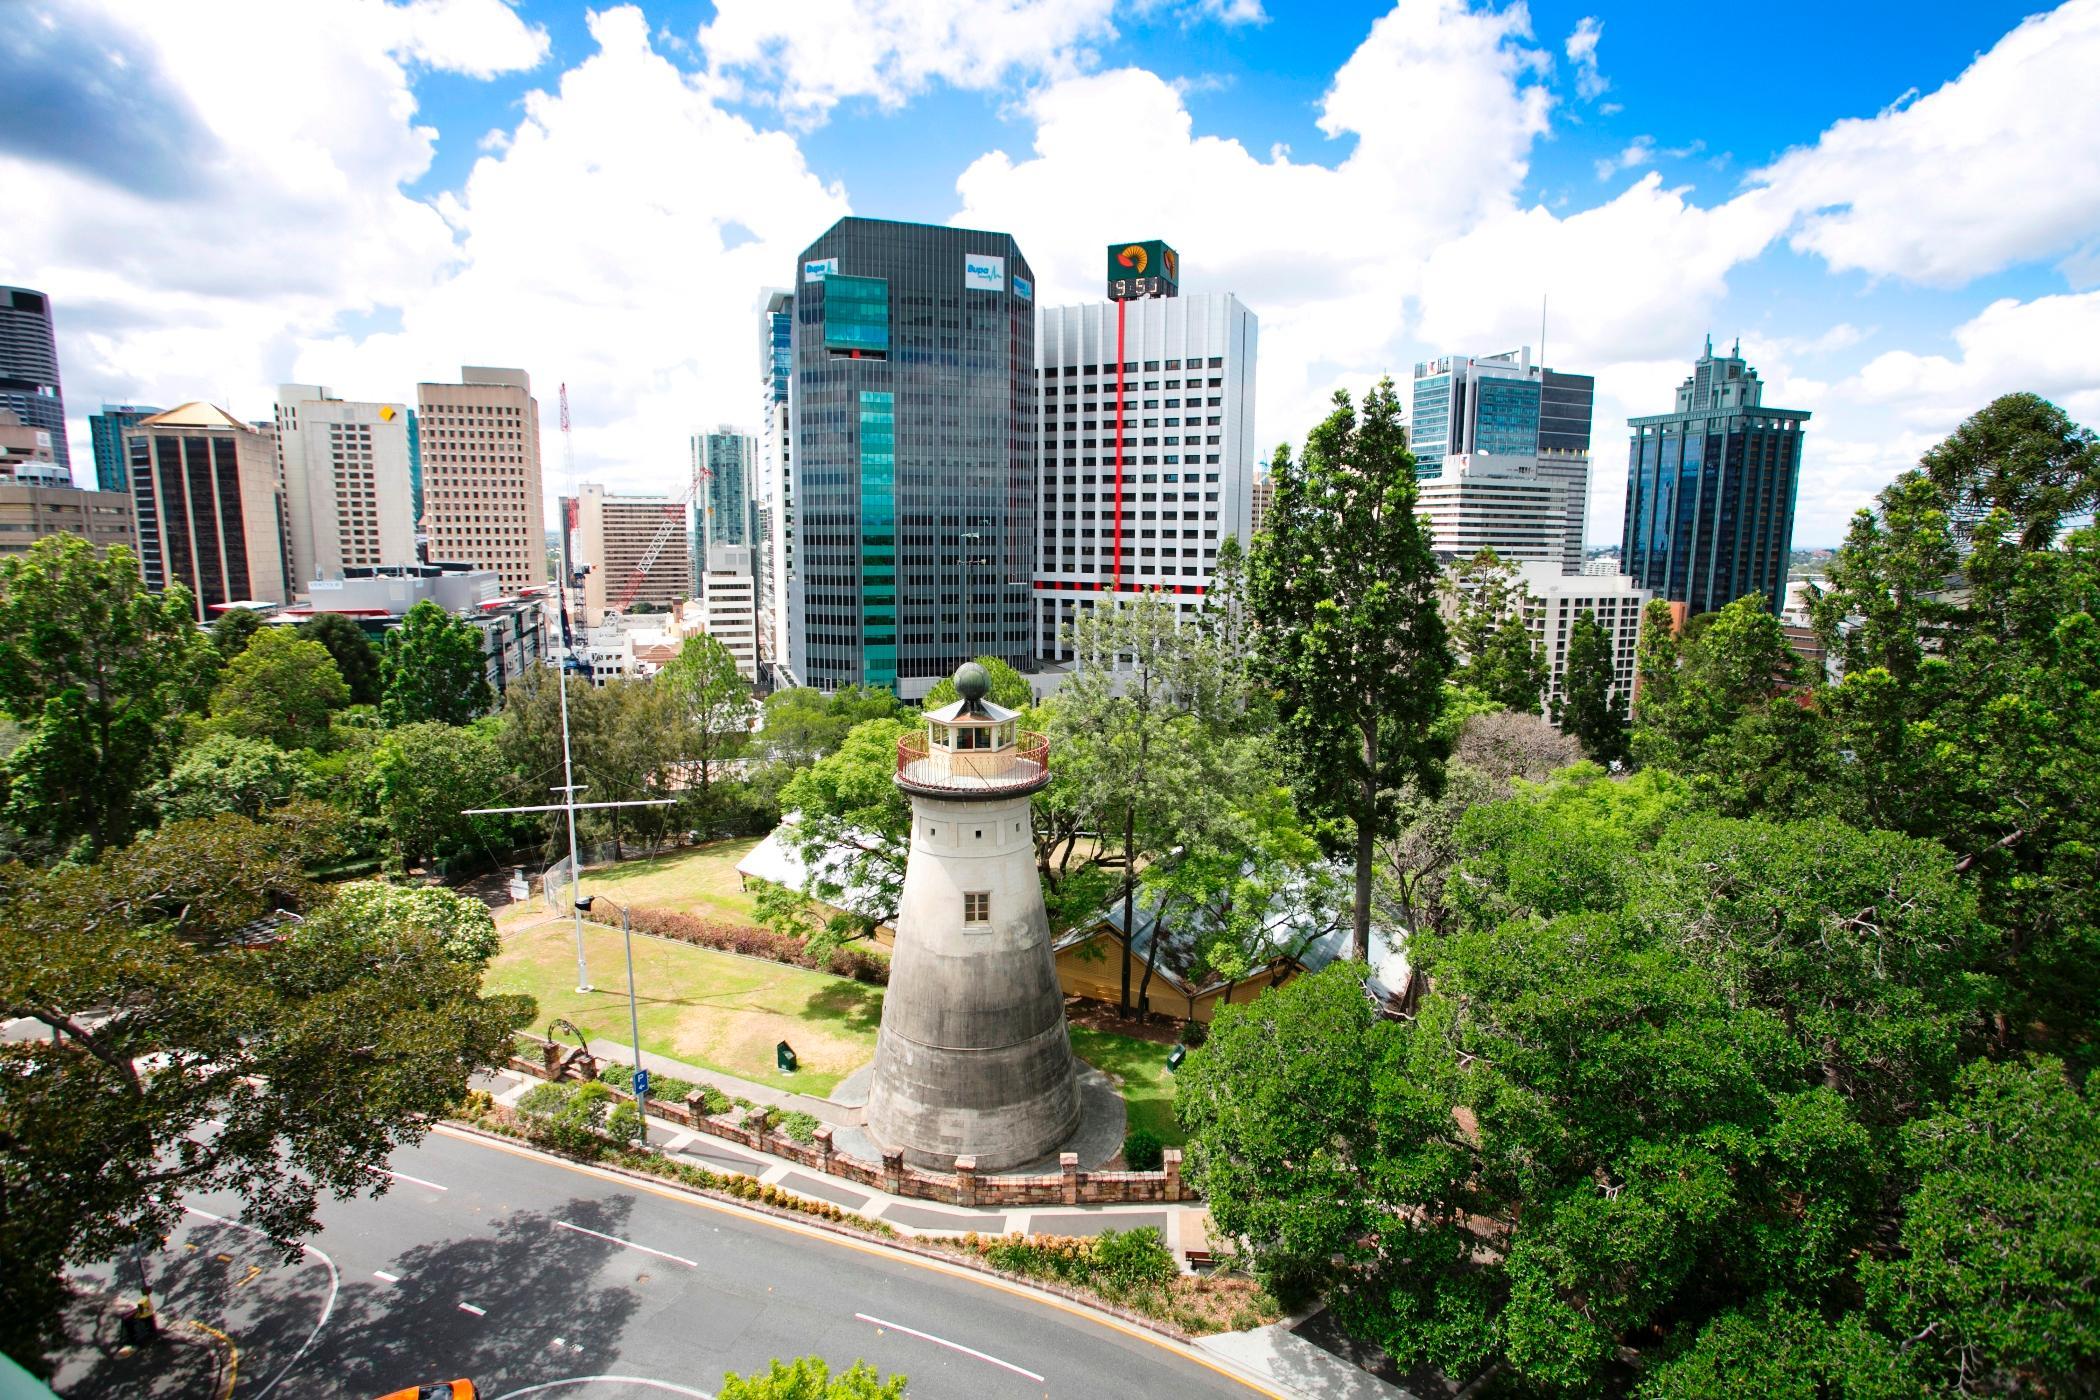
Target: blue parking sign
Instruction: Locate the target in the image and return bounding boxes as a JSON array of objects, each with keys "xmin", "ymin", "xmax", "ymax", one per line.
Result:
[{"xmin": 632, "ymin": 1069, "xmax": 650, "ymax": 1096}]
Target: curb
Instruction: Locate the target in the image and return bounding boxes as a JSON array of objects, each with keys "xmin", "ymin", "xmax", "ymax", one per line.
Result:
[{"xmin": 441, "ymin": 1117, "xmax": 1206, "ymax": 1342}]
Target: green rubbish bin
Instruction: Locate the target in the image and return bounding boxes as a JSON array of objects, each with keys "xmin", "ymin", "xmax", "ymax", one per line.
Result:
[{"xmin": 776, "ymin": 1041, "xmax": 798, "ymax": 1073}]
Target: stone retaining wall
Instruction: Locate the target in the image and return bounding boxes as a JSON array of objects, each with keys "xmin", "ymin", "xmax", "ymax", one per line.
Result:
[{"xmin": 510, "ymin": 1037, "xmax": 1191, "ymax": 1208}]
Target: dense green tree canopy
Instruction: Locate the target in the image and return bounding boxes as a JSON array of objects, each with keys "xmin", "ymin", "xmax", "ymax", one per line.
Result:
[
  {"xmin": 1249, "ymin": 380, "xmax": 1452, "ymax": 959},
  {"xmin": 0, "ymin": 535, "xmax": 214, "ymax": 855},
  {"xmin": 149, "ymin": 733, "xmax": 305, "ymax": 821},
  {"xmin": 297, "ymin": 611, "xmax": 383, "ymax": 706},
  {"xmin": 374, "ymin": 718, "xmax": 512, "ymax": 871},
  {"xmin": 209, "ymin": 625, "xmax": 350, "ymax": 750},
  {"xmin": 719, "ymin": 1358, "xmax": 906, "ymax": 1400},
  {"xmin": 380, "ymin": 600, "xmax": 492, "ymax": 727},
  {"xmin": 0, "ymin": 816, "xmax": 529, "ymax": 1372}
]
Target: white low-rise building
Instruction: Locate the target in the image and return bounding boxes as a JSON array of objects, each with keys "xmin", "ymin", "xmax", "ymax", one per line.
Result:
[{"xmin": 1515, "ymin": 561, "xmax": 1648, "ymax": 720}]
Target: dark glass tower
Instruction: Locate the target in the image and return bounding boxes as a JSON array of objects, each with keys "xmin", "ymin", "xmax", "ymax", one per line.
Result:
[
  {"xmin": 91, "ymin": 405, "xmax": 163, "ymax": 494},
  {"xmin": 0, "ymin": 287, "xmax": 69, "ymax": 477},
  {"xmin": 1621, "ymin": 338, "xmax": 1810, "ymax": 616},
  {"xmin": 787, "ymin": 218, "xmax": 1037, "ymax": 694}
]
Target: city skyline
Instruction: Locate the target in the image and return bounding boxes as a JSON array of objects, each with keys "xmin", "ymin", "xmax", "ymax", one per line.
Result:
[{"xmin": 7, "ymin": 1, "xmax": 2099, "ymax": 547}]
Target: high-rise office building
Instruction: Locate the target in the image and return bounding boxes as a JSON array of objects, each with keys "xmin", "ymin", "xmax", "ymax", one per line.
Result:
[
  {"xmin": 125, "ymin": 403, "xmax": 290, "ymax": 619},
  {"xmin": 756, "ymin": 288, "xmax": 795, "ymax": 685},
  {"xmin": 1031, "ymin": 292, "xmax": 1258, "ymax": 662},
  {"xmin": 1416, "ymin": 453, "xmax": 1570, "ymax": 567},
  {"xmin": 416, "ymin": 367, "xmax": 546, "ymax": 593},
  {"xmin": 693, "ymin": 427, "xmax": 756, "ymax": 555},
  {"xmin": 1621, "ymin": 338, "xmax": 1810, "ymax": 616},
  {"xmin": 0, "ymin": 286, "xmax": 69, "ymax": 478},
  {"xmin": 1411, "ymin": 348, "xmax": 1593, "ymax": 572},
  {"xmin": 0, "ymin": 410, "xmax": 135, "ymax": 556},
  {"xmin": 1249, "ymin": 470, "xmax": 1275, "ymax": 540},
  {"xmin": 579, "ymin": 482, "xmax": 691, "ymax": 624},
  {"xmin": 91, "ymin": 405, "xmax": 162, "ymax": 494},
  {"xmin": 788, "ymin": 218, "xmax": 1037, "ymax": 695},
  {"xmin": 698, "ymin": 542, "xmax": 759, "ymax": 680},
  {"xmin": 273, "ymin": 385, "xmax": 418, "ymax": 585}
]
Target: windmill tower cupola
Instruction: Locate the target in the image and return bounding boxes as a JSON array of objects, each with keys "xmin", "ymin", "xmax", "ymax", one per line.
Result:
[{"xmin": 896, "ymin": 664, "xmax": 1049, "ymax": 797}]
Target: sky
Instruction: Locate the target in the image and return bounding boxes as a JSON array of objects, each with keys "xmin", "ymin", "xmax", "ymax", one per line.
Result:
[{"xmin": 6, "ymin": 0, "xmax": 2100, "ymax": 548}]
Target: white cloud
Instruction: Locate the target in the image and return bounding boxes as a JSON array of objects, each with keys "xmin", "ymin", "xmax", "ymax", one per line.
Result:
[
  {"xmin": 1846, "ymin": 291, "xmax": 2100, "ymax": 425},
  {"xmin": 1753, "ymin": 0, "xmax": 2100, "ymax": 285},
  {"xmin": 1594, "ymin": 135, "xmax": 1654, "ymax": 179},
  {"xmin": 390, "ymin": 0, "xmax": 550, "ymax": 78},
  {"xmin": 954, "ymin": 0, "xmax": 1559, "ymax": 445},
  {"xmin": 1565, "ymin": 15, "xmax": 1606, "ymax": 100},
  {"xmin": 696, "ymin": 0, "xmax": 1120, "ymax": 122},
  {"xmin": 1190, "ymin": 0, "xmax": 1268, "ymax": 22}
]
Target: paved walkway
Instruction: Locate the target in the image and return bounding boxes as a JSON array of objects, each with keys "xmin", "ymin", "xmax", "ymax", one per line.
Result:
[
  {"xmin": 1198, "ymin": 1317, "xmax": 1418, "ymax": 1400},
  {"xmin": 570, "ymin": 1035, "xmax": 863, "ymax": 1126}
]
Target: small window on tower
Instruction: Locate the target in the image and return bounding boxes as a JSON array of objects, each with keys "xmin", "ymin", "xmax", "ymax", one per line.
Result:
[{"xmin": 963, "ymin": 891, "xmax": 990, "ymax": 925}]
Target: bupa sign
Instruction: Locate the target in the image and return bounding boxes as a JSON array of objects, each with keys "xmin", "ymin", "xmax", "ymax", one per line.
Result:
[
  {"xmin": 803, "ymin": 256, "xmax": 838, "ymax": 284},
  {"xmin": 963, "ymin": 254, "xmax": 1005, "ymax": 291},
  {"xmin": 1012, "ymin": 273, "xmax": 1033, "ymax": 301}
]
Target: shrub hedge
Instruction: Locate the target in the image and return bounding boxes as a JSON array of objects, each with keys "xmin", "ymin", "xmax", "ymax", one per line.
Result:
[
  {"xmin": 1122, "ymin": 1128, "xmax": 1165, "ymax": 1171},
  {"xmin": 582, "ymin": 905, "xmax": 888, "ymax": 985}
]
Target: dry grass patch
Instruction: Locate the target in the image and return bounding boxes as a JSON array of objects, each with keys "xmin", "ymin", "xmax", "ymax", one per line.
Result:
[{"xmin": 488, "ymin": 916, "xmax": 879, "ymax": 1095}]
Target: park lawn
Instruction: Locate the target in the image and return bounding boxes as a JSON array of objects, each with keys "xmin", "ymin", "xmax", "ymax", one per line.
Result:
[
  {"xmin": 1071, "ymin": 1026, "xmax": 1183, "ymax": 1147},
  {"xmin": 489, "ymin": 916, "xmax": 881, "ymax": 1096},
  {"xmin": 574, "ymin": 836, "xmax": 764, "ymax": 922}
]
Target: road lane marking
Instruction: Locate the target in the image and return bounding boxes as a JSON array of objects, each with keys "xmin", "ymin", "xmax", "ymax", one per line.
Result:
[
  {"xmin": 371, "ymin": 1166, "xmax": 449, "ymax": 1192},
  {"xmin": 459, "ymin": 1302, "xmax": 487, "ymax": 1317},
  {"xmin": 854, "ymin": 1311, "xmax": 1046, "ymax": 1383},
  {"xmin": 183, "ymin": 1206, "xmax": 338, "ymax": 1400},
  {"xmin": 373, "ymin": 1271, "xmax": 399, "ymax": 1283},
  {"xmin": 434, "ymin": 1125, "xmax": 1288, "ymax": 1398},
  {"xmin": 492, "ymin": 1378, "xmax": 712, "ymax": 1399},
  {"xmin": 553, "ymin": 1219, "xmax": 699, "ymax": 1267}
]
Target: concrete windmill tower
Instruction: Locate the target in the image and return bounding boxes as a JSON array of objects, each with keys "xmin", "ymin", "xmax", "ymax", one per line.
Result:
[{"xmin": 867, "ymin": 663, "xmax": 1080, "ymax": 1170}]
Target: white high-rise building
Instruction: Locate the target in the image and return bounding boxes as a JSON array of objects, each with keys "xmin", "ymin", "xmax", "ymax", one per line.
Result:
[
  {"xmin": 756, "ymin": 288, "xmax": 795, "ymax": 686},
  {"xmin": 273, "ymin": 385, "xmax": 418, "ymax": 587},
  {"xmin": 1515, "ymin": 561, "xmax": 1648, "ymax": 721},
  {"xmin": 1417, "ymin": 453, "xmax": 1569, "ymax": 568},
  {"xmin": 1032, "ymin": 292, "xmax": 1258, "ymax": 661},
  {"xmin": 700, "ymin": 542, "xmax": 759, "ymax": 681},
  {"xmin": 578, "ymin": 482, "xmax": 692, "ymax": 625}
]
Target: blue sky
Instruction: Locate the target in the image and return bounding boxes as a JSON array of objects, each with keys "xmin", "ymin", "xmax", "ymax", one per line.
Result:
[{"xmin": 8, "ymin": 0, "xmax": 2100, "ymax": 546}]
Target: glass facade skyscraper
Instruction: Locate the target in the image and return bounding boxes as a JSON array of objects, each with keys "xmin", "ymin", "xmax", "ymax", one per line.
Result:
[
  {"xmin": 1620, "ymin": 338, "xmax": 1810, "ymax": 616},
  {"xmin": 787, "ymin": 218, "xmax": 1036, "ymax": 695},
  {"xmin": 91, "ymin": 404, "xmax": 163, "ymax": 494},
  {"xmin": 1410, "ymin": 348, "xmax": 1595, "ymax": 572},
  {"xmin": 0, "ymin": 287, "xmax": 68, "ymax": 478}
]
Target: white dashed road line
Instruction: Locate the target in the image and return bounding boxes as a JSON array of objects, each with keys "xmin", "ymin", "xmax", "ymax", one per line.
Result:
[
  {"xmin": 459, "ymin": 1302, "xmax": 487, "ymax": 1317},
  {"xmin": 371, "ymin": 1166, "xmax": 449, "ymax": 1191},
  {"xmin": 373, "ymin": 1270, "xmax": 400, "ymax": 1284},
  {"xmin": 553, "ymin": 1219, "xmax": 699, "ymax": 1268},
  {"xmin": 854, "ymin": 1311, "xmax": 1047, "ymax": 1383}
]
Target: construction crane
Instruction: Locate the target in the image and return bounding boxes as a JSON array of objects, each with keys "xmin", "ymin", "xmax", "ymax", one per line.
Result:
[{"xmin": 562, "ymin": 382, "xmax": 709, "ymax": 616}]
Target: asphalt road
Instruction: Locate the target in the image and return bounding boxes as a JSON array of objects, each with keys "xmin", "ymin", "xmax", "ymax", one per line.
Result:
[{"xmin": 77, "ymin": 1128, "xmax": 1274, "ymax": 1400}]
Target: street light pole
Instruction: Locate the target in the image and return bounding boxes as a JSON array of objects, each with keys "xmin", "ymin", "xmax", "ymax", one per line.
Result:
[{"xmin": 576, "ymin": 894, "xmax": 648, "ymax": 1145}]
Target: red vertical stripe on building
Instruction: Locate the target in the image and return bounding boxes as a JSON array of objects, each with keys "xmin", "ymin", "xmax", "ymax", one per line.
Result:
[{"xmin": 1113, "ymin": 298, "xmax": 1126, "ymax": 592}]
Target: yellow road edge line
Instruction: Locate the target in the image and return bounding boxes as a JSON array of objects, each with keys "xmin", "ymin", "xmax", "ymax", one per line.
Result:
[{"xmin": 431, "ymin": 1123, "xmax": 1288, "ymax": 1399}]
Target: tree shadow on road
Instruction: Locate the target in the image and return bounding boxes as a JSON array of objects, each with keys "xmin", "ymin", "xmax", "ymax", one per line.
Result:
[{"xmin": 288, "ymin": 1194, "xmax": 650, "ymax": 1397}]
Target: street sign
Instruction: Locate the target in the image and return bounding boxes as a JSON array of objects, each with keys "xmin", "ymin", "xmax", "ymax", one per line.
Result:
[{"xmin": 632, "ymin": 1069, "xmax": 650, "ymax": 1097}]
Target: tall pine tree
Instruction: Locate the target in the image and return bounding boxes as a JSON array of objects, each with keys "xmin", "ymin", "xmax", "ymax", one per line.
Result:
[
  {"xmin": 1558, "ymin": 608, "xmax": 1626, "ymax": 765},
  {"xmin": 1249, "ymin": 379, "xmax": 1451, "ymax": 959}
]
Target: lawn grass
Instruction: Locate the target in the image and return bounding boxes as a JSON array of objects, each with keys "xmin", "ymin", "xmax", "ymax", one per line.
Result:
[
  {"xmin": 489, "ymin": 916, "xmax": 881, "ymax": 1095},
  {"xmin": 574, "ymin": 837, "xmax": 765, "ymax": 922},
  {"xmin": 1070, "ymin": 1026, "xmax": 1183, "ymax": 1147}
]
